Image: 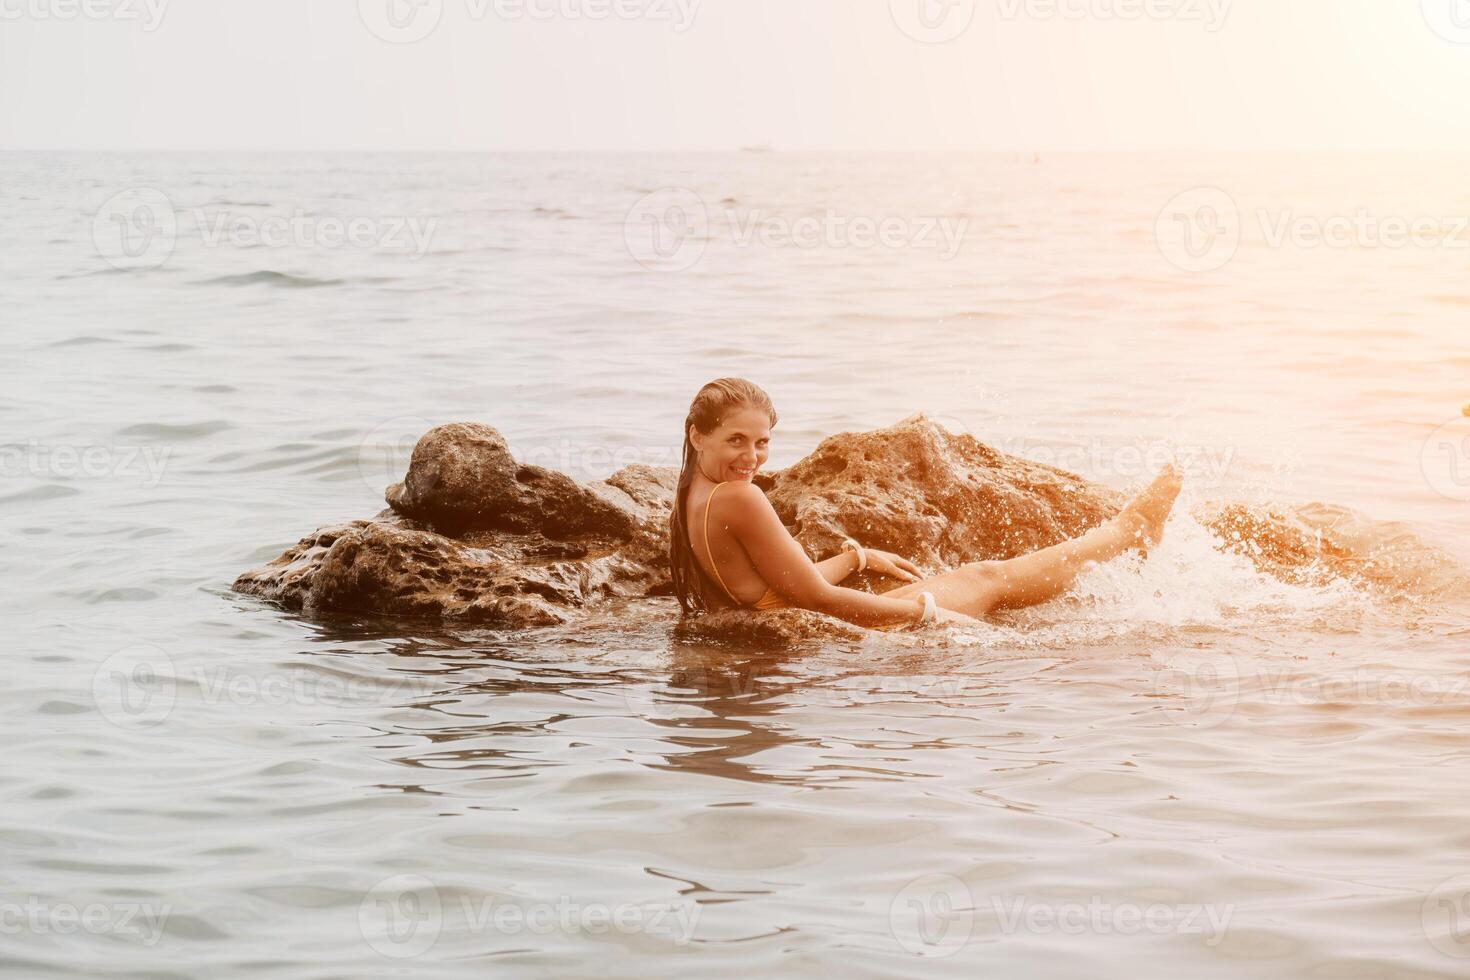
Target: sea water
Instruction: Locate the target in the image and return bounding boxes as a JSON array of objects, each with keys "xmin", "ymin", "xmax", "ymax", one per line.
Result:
[{"xmin": 4, "ymin": 150, "xmax": 1469, "ymax": 977}]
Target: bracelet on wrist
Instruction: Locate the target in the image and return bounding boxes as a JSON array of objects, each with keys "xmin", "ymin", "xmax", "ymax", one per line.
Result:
[
  {"xmin": 915, "ymin": 591, "xmax": 936, "ymax": 626},
  {"xmin": 840, "ymin": 537, "xmax": 866, "ymax": 573}
]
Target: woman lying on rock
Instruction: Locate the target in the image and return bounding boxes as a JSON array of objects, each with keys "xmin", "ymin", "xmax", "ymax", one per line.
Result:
[{"xmin": 669, "ymin": 378, "xmax": 1184, "ymax": 630}]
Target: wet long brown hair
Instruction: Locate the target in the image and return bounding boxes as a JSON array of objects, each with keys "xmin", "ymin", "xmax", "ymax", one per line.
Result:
[{"xmin": 668, "ymin": 378, "xmax": 779, "ymax": 615}]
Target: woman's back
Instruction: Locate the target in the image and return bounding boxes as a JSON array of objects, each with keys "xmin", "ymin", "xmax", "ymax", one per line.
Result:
[{"xmin": 684, "ymin": 480, "xmax": 771, "ymax": 607}]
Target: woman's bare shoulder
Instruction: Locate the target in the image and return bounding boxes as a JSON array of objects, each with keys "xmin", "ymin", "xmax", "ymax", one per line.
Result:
[
  {"xmin": 712, "ymin": 480, "xmax": 779, "ymax": 525},
  {"xmin": 717, "ymin": 479, "xmax": 773, "ymax": 504}
]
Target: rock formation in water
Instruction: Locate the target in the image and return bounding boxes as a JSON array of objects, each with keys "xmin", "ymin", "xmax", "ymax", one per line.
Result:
[
  {"xmin": 232, "ymin": 414, "xmax": 1450, "ymax": 637},
  {"xmin": 233, "ymin": 422, "xmax": 675, "ymax": 630}
]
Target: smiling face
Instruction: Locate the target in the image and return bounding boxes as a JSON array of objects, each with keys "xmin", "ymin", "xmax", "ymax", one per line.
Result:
[{"xmin": 690, "ymin": 404, "xmax": 771, "ymax": 483}]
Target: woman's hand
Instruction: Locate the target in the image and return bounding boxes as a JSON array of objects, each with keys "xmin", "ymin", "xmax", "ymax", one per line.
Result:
[{"xmin": 864, "ymin": 549, "xmax": 923, "ymax": 583}]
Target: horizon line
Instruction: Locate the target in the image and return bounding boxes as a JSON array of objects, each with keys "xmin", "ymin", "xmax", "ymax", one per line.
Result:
[{"xmin": 1, "ymin": 145, "xmax": 1461, "ymax": 155}]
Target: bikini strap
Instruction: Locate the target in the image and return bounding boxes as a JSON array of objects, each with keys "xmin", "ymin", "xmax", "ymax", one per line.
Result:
[{"xmin": 702, "ymin": 482, "xmax": 742, "ymax": 606}]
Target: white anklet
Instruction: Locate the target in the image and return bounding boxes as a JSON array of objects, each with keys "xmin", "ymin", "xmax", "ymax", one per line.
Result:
[
  {"xmin": 840, "ymin": 537, "xmax": 867, "ymax": 572},
  {"xmin": 917, "ymin": 591, "xmax": 936, "ymax": 626}
]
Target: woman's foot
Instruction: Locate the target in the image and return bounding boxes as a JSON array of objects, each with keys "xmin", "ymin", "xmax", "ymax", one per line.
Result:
[{"xmin": 1115, "ymin": 464, "xmax": 1183, "ymax": 555}]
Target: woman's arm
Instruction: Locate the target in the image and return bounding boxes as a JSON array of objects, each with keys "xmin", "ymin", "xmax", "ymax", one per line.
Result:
[
  {"xmin": 813, "ymin": 551, "xmax": 861, "ymax": 586},
  {"xmin": 718, "ymin": 483, "xmax": 927, "ymax": 629}
]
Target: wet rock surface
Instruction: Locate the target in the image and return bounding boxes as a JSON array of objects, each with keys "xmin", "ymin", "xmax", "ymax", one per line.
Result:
[
  {"xmin": 1195, "ymin": 499, "xmax": 1465, "ymax": 600},
  {"xmin": 384, "ymin": 422, "xmax": 642, "ymax": 540},
  {"xmin": 758, "ymin": 412, "xmax": 1123, "ymax": 579},
  {"xmin": 232, "ymin": 414, "xmax": 1451, "ymax": 635},
  {"xmin": 675, "ymin": 606, "xmax": 870, "ymax": 646},
  {"xmin": 235, "ymin": 439, "xmax": 678, "ymax": 629}
]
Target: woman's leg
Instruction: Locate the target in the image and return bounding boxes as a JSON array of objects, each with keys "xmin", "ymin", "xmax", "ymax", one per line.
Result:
[{"xmin": 882, "ymin": 465, "xmax": 1183, "ymax": 619}]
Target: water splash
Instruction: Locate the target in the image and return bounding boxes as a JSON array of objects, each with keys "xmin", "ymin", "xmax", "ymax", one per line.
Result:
[{"xmin": 963, "ymin": 492, "xmax": 1375, "ymax": 649}]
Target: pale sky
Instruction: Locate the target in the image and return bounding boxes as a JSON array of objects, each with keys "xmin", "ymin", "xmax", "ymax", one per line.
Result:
[{"xmin": 3, "ymin": 0, "xmax": 1470, "ymax": 150}]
